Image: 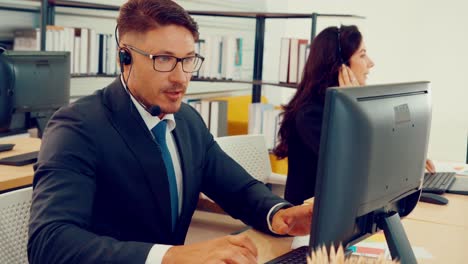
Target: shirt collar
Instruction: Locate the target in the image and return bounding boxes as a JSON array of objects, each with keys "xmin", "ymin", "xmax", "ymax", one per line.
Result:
[{"xmin": 120, "ymin": 75, "xmax": 176, "ymax": 132}]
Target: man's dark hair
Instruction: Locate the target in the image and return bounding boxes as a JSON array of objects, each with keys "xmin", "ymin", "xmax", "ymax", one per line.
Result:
[{"xmin": 117, "ymin": 0, "xmax": 199, "ymax": 41}]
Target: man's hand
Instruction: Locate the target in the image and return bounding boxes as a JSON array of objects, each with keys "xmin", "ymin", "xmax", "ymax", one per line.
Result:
[
  {"xmin": 271, "ymin": 201, "xmax": 313, "ymax": 236},
  {"xmin": 162, "ymin": 233, "xmax": 258, "ymax": 264}
]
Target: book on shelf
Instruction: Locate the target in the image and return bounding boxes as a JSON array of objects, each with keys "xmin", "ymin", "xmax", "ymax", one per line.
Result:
[
  {"xmin": 262, "ymin": 108, "xmax": 282, "ymax": 150},
  {"xmin": 221, "ymin": 36, "xmax": 236, "ymax": 80},
  {"xmin": 200, "ymin": 100, "xmax": 211, "ymax": 127},
  {"xmin": 233, "ymin": 37, "xmax": 243, "ymax": 80},
  {"xmin": 248, "ymin": 103, "xmax": 283, "ymax": 150},
  {"xmin": 185, "ymin": 98, "xmax": 228, "ymax": 138},
  {"xmin": 279, "ymin": 37, "xmax": 309, "ymax": 84},
  {"xmin": 13, "ymin": 28, "xmax": 40, "ymax": 51},
  {"xmin": 209, "ymin": 35, "xmax": 221, "ymax": 80},
  {"xmin": 209, "ymin": 100, "xmax": 228, "ymax": 138},
  {"xmin": 278, "ymin": 38, "xmax": 290, "ymax": 83},
  {"xmin": 13, "ymin": 26, "xmax": 118, "ymax": 76},
  {"xmin": 297, "ymin": 40, "xmax": 309, "ymax": 83},
  {"xmin": 288, "ymin": 38, "xmax": 299, "ymax": 84},
  {"xmin": 196, "ymin": 35, "xmax": 244, "ymax": 81}
]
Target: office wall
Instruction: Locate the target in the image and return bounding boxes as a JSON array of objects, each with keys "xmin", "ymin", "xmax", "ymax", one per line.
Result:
[{"xmin": 264, "ymin": 0, "xmax": 468, "ymax": 162}]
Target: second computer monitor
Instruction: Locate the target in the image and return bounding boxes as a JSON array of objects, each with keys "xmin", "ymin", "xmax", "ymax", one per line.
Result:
[
  {"xmin": 310, "ymin": 81, "xmax": 431, "ymax": 263},
  {"xmin": 0, "ymin": 50, "xmax": 70, "ymax": 137}
]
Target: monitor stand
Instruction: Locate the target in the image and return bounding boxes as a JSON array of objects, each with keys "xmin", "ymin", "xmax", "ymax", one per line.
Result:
[
  {"xmin": 30, "ymin": 111, "xmax": 54, "ymax": 138},
  {"xmin": 378, "ymin": 211, "xmax": 417, "ymax": 264}
]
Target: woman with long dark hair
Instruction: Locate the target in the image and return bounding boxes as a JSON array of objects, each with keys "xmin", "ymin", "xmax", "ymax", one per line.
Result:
[
  {"xmin": 273, "ymin": 25, "xmax": 373, "ymax": 205},
  {"xmin": 274, "ymin": 25, "xmax": 435, "ymax": 205}
]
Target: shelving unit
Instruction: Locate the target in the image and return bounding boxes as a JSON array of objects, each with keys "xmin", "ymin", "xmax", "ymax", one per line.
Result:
[{"xmin": 1, "ymin": 0, "xmax": 363, "ymax": 103}]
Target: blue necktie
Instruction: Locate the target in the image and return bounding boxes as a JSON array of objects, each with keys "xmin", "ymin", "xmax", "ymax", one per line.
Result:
[{"xmin": 151, "ymin": 120, "xmax": 178, "ymax": 230}]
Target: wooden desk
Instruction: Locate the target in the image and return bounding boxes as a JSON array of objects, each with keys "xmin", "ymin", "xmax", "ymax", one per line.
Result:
[
  {"xmin": 0, "ymin": 137, "xmax": 40, "ymax": 192},
  {"xmin": 408, "ymin": 193, "xmax": 468, "ymax": 228},
  {"xmin": 246, "ymin": 216, "xmax": 468, "ymax": 264}
]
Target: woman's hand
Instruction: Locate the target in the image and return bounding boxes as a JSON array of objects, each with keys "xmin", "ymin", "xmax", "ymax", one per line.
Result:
[
  {"xmin": 338, "ymin": 64, "xmax": 360, "ymax": 87},
  {"xmin": 425, "ymin": 159, "xmax": 436, "ymax": 173}
]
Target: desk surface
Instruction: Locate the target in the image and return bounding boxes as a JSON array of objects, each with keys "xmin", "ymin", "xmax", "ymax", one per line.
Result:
[
  {"xmin": 408, "ymin": 192, "xmax": 468, "ymax": 228},
  {"xmin": 246, "ymin": 216, "xmax": 468, "ymax": 264},
  {"xmin": 0, "ymin": 137, "xmax": 40, "ymax": 192}
]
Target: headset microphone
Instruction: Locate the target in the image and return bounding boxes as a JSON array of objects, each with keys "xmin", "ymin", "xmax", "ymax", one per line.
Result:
[{"xmin": 148, "ymin": 105, "xmax": 161, "ymax": 116}]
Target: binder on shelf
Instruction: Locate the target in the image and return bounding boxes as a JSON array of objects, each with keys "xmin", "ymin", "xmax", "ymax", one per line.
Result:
[
  {"xmin": 88, "ymin": 28, "xmax": 98, "ymax": 75},
  {"xmin": 288, "ymin": 38, "xmax": 299, "ymax": 84},
  {"xmin": 278, "ymin": 38, "xmax": 290, "ymax": 83},
  {"xmin": 262, "ymin": 108, "xmax": 282, "ymax": 150},
  {"xmin": 200, "ymin": 100, "xmax": 211, "ymax": 127},
  {"xmin": 248, "ymin": 103, "xmax": 274, "ymax": 135},
  {"xmin": 73, "ymin": 33, "xmax": 81, "ymax": 75},
  {"xmin": 221, "ymin": 36, "xmax": 236, "ymax": 80},
  {"xmin": 199, "ymin": 36, "xmax": 211, "ymax": 79},
  {"xmin": 209, "ymin": 100, "xmax": 228, "ymax": 138},
  {"xmin": 297, "ymin": 39, "xmax": 309, "ymax": 83},
  {"xmin": 233, "ymin": 37, "xmax": 243, "ymax": 80},
  {"xmin": 209, "ymin": 36, "xmax": 221, "ymax": 79},
  {"xmin": 98, "ymin": 34, "xmax": 106, "ymax": 74},
  {"xmin": 79, "ymin": 28, "xmax": 89, "ymax": 74},
  {"xmin": 13, "ymin": 28, "xmax": 40, "ymax": 51}
]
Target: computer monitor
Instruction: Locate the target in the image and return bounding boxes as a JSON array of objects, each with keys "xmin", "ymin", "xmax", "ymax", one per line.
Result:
[
  {"xmin": 310, "ymin": 81, "xmax": 431, "ymax": 263},
  {"xmin": 0, "ymin": 49, "xmax": 70, "ymax": 138}
]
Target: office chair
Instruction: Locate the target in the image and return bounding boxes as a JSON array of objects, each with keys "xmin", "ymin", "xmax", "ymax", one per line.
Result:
[
  {"xmin": 0, "ymin": 187, "xmax": 33, "ymax": 264},
  {"xmin": 198, "ymin": 135, "xmax": 287, "ymax": 214},
  {"xmin": 215, "ymin": 134, "xmax": 286, "ymax": 186}
]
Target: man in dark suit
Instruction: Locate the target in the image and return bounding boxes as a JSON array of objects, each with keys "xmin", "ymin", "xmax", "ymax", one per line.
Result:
[{"xmin": 28, "ymin": 0, "xmax": 312, "ymax": 263}]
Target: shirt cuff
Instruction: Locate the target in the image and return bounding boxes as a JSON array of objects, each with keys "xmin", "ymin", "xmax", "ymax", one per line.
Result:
[
  {"xmin": 267, "ymin": 202, "xmax": 292, "ymax": 234},
  {"xmin": 145, "ymin": 244, "xmax": 173, "ymax": 264}
]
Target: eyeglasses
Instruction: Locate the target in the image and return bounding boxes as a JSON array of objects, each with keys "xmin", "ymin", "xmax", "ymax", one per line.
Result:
[{"xmin": 124, "ymin": 44, "xmax": 205, "ymax": 73}]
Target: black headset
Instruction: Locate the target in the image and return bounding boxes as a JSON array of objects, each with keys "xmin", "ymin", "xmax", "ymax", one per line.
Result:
[
  {"xmin": 336, "ymin": 26, "xmax": 344, "ymax": 65},
  {"xmin": 114, "ymin": 25, "xmax": 161, "ymax": 116},
  {"xmin": 115, "ymin": 25, "xmax": 132, "ymax": 73}
]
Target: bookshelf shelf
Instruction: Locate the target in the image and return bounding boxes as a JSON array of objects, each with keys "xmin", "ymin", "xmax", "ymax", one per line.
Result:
[
  {"xmin": 69, "ymin": 74, "xmax": 298, "ymax": 89},
  {"xmin": 71, "ymin": 74, "xmax": 118, "ymax": 78},
  {"xmin": 52, "ymin": 0, "xmax": 118, "ymax": 11},
  {"xmin": 0, "ymin": 4, "xmax": 40, "ymax": 13},
  {"xmin": 191, "ymin": 78, "xmax": 297, "ymax": 89}
]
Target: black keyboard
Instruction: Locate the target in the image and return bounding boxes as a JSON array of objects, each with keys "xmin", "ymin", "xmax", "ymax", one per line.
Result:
[
  {"xmin": 0, "ymin": 151, "xmax": 39, "ymax": 166},
  {"xmin": 0, "ymin": 143, "xmax": 15, "ymax": 152},
  {"xmin": 422, "ymin": 172, "xmax": 456, "ymax": 194},
  {"xmin": 264, "ymin": 246, "xmax": 309, "ymax": 264}
]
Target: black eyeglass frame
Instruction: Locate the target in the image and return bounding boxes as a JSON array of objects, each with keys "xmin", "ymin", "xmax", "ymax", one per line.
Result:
[{"xmin": 124, "ymin": 44, "xmax": 205, "ymax": 73}]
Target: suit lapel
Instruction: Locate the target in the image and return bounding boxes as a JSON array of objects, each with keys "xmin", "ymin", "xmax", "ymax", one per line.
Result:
[
  {"xmin": 101, "ymin": 79, "xmax": 172, "ymax": 233},
  {"xmin": 172, "ymin": 111, "xmax": 199, "ymax": 231}
]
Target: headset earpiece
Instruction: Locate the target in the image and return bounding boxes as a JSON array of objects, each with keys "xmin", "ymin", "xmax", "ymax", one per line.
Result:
[
  {"xmin": 118, "ymin": 47, "xmax": 132, "ymax": 73},
  {"xmin": 119, "ymin": 48, "xmax": 132, "ymax": 65}
]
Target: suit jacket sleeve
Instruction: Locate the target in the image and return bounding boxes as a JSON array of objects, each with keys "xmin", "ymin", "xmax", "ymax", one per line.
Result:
[
  {"xmin": 28, "ymin": 105, "xmax": 153, "ymax": 264},
  {"xmin": 189, "ymin": 106, "xmax": 287, "ymax": 234}
]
